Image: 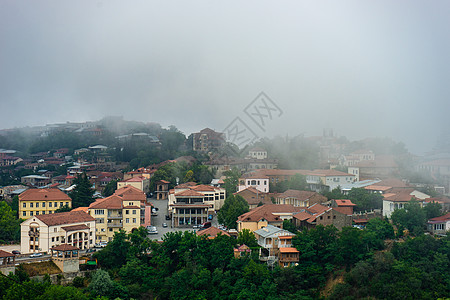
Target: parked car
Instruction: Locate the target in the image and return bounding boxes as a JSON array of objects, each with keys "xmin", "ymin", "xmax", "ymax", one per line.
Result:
[
  {"xmin": 193, "ymin": 224, "xmax": 200, "ymax": 229},
  {"xmin": 162, "ymin": 223, "xmax": 168, "ymax": 228},
  {"xmin": 147, "ymin": 225, "xmax": 158, "ymax": 234},
  {"xmin": 86, "ymin": 248, "xmax": 97, "ymax": 253},
  {"xmin": 12, "ymin": 250, "xmax": 20, "ymax": 255},
  {"xmin": 165, "ymin": 215, "xmax": 171, "ymax": 220},
  {"xmin": 200, "ymin": 222, "xmax": 211, "ymax": 229},
  {"xmin": 30, "ymin": 253, "xmax": 43, "ymax": 258},
  {"xmin": 95, "ymin": 242, "xmax": 108, "ymax": 248}
]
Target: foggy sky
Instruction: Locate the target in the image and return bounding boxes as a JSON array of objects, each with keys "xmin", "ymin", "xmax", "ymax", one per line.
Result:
[{"xmin": 1, "ymin": 1, "xmax": 449, "ymax": 155}]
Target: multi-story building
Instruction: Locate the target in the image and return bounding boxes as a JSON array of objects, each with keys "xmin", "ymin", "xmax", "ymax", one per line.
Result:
[
  {"xmin": 19, "ymin": 188, "xmax": 72, "ymax": 220},
  {"xmin": 88, "ymin": 185, "xmax": 149, "ymax": 242},
  {"xmin": 193, "ymin": 128, "xmax": 225, "ymax": 152},
  {"xmin": 168, "ymin": 183, "xmax": 226, "ymax": 227},
  {"xmin": 275, "ymin": 189, "xmax": 327, "ymax": 207},
  {"xmin": 238, "ymin": 175, "xmax": 270, "ymax": 193},
  {"xmin": 117, "ymin": 176, "xmax": 150, "ymax": 194},
  {"xmin": 20, "ymin": 210, "xmax": 95, "ymax": 254}
]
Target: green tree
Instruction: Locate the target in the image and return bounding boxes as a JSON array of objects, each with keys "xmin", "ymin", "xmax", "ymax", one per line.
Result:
[
  {"xmin": 217, "ymin": 195, "xmax": 249, "ymax": 229},
  {"xmin": 55, "ymin": 204, "xmax": 71, "ymax": 213},
  {"xmin": 424, "ymin": 201, "xmax": 442, "ymax": 219},
  {"xmin": 391, "ymin": 200, "xmax": 427, "ymax": 236},
  {"xmin": 0, "ymin": 201, "xmax": 21, "ymax": 242},
  {"xmin": 102, "ymin": 179, "xmax": 117, "ymax": 197},
  {"xmin": 347, "ymin": 188, "xmax": 383, "ymax": 211},
  {"xmin": 282, "ymin": 219, "xmax": 297, "ymax": 234},
  {"xmin": 365, "ymin": 218, "xmax": 395, "ymax": 240},
  {"xmin": 183, "ymin": 170, "xmax": 194, "ymax": 183},
  {"xmin": 88, "ymin": 269, "xmax": 128, "ymax": 299},
  {"xmin": 223, "ymin": 167, "xmax": 241, "ymax": 195},
  {"xmin": 288, "ymin": 173, "xmax": 308, "ymax": 191},
  {"xmin": 69, "ymin": 173, "xmax": 95, "ymax": 208},
  {"xmin": 237, "ymin": 229, "xmax": 259, "ymax": 248}
]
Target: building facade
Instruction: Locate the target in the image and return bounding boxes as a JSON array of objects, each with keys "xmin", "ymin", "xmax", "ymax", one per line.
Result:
[
  {"xmin": 20, "ymin": 211, "xmax": 95, "ymax": 254},
  {"xmin": 19, "ymin": 188, "xmax": 72, "ymax": 220}
]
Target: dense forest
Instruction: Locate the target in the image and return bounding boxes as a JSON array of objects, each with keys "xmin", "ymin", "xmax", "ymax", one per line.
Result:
[{"xmin": 2, "ymin": 222, "xmax": 450, "ymax": 299}]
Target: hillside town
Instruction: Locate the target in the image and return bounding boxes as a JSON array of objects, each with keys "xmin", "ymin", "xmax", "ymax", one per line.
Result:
[{"xmin": 1, "ymin": 118, "xmax": 450, "ymax": 298}]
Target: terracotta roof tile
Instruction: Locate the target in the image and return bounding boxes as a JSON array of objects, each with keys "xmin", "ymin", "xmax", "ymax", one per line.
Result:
[
  {"xmin": 61, "ymin": 224, "xmax": 90, "ymax": 231},
  {"xmin": 279, "ymin": 247, "xmax": 299, "ymax": 253},
  {"xmin": 175, "ymin": 190, "xmax": 205, "ymax": 197},
  {"xmin": 35, "ymin": 211, "xmax": 95, "ymax": 226},
  {"xmin": 19, "ymin": 188, "xmax": 71, "ymax": 201},
  {"xmin": 196, "ymin": 226, "xmax": 230, "ymax": 239},
  {"xmin": 89, "ymin": 195, "xmax": 123, "ymax": 209},
  {"xmin": 51, "ymin": 244, "xmax": 79, "ymax": 251},
  {"xmin": 0, "ymin": 250, "xmax": 14, "ymax": 258}
]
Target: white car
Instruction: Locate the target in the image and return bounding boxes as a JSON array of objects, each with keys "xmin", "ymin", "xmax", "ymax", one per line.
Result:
[
  {"xmin": 147, "ymin": 225, "xmax": 158, "ymax": 234},
  {"xmin": 30, "ymin": 253, "xmax": 43, "ymax": 258},
  {"xmin": 95, "ymin": 242, "xmax": 108, "ymax": 248}
]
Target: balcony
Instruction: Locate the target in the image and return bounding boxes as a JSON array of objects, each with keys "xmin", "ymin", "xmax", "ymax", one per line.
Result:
[
  {"xmin": 107, "ymin": 223, "xmax": 123, "ymax": 228},
  {"xmin": 28, "ymin": 231, "xmax": 40, "ymax": 237},
  {"xmin": 107, "ymin": 215, "xmax": 123, "ymax": 220}
]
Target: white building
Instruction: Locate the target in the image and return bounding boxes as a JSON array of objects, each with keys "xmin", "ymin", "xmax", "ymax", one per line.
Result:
[
  {"xmin": 238, "ymin": 175, "xmax": 270, "ymax": 193},
  {"xmin": 20, "ymin": 211, "xmax": 96, "ymax": 254}
]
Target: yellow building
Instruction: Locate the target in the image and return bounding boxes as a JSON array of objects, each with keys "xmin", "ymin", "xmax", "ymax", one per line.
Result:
[
  {"xmin": 117, "ymin": 176, "xmax": 150, "ymax": 194},
  {"xmin": 19, "ymin": 188, "xmax": 72, "ymax": 220},
  {"xmin": 88, "ymin": 186, "xmax": 147, "ymax": 242}
]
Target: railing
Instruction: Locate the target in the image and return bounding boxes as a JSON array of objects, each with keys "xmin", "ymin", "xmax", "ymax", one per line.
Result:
[
  {"xmin": 28, "ymin": 231, "xmax": 40, "ymax": 237},
  {"xmin": 107, "ymin": 223, "xmax": 123, "ymax": 228},
  {"xmin": 107, "ymin": 215, "xmax": 122, "ymax": 220},
  {"xmin": 279, "ymin": 256, "xmax": 299, "ymax": 262}
]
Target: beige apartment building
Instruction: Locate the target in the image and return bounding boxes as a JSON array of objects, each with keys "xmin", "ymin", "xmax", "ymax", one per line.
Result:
[
  {"xmin": 19, "ymin": 188, "xmax": 72, "ymax": 220},
  {"xmin": 88, "ymin": 185, "xmax": 148, "ymax": 242},
  {"xmin": 20, "ymin": 210, "xmax": 95, "ymax": 254}
]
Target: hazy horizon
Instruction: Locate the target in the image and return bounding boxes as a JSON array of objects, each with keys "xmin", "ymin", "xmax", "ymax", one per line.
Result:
[{"xmin": 1, "ymin": 1, "xmax": 449, "ymax": 155}]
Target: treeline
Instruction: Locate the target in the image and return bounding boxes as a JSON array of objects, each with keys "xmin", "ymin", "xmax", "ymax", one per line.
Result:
[{"xmin": 2, "ymin": 222, "xmax": 450, "ymax": 299}]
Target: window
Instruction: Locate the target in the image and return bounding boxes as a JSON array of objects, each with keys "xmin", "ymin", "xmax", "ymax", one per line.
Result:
[
  {"xmin": 52, "ymin": 237, "xmax": 55, "ymax": 242},
  {"xmin": 42, "ymin": 202, "xmax": 45, "ymax": 207},
  {"xmin": 126, "ymin": 210, "xmax": 129, "ymax": 214},
  {"xmin": 22, "ymin": 211, "xmax": 26, "ymax": 217},
  {"xmin": 30, "ymin": 203, "xmax": 34, "ymax": 208},
  {"xmin": 132, "ymin": 210, "xmax": 136, "ymax": 214},
  {"xmin": 36, "ymin": 202, "xmax": 39, "ymax": 208},
  {"xmin": 94, "ymin": 210, "xmax": 105, "ymax": 215},
  {"xmin": 126, "ymin": 218, "xmax": 129, "ymax": 223},
  {"xmin": 49, "ymin": 202, "xmax": 52, "ymax": 207},
  {"xmin": 23, "ymin": 203, "xmax": 26, "ymax": 208},
  {"xmin": 65, "ymin": 202, "xmax": 69, "ymax": 206},
  {"xmin": 132, "ymin": 218, "xmax": 136, "ymax": 223},
  {"xmin": 36, "ymin": 211, "xmax": 39, "ymax": 215},
  {"xmin": 109, "ymin": 228, "xmax": 113, "ymax": 232},
  {"xmin": 54, "ymin": 202, "xmax": 57, "ymax": 207},
  {"xmin": 56, "ymin": 237, "xmax": 59, "ymax": 241},
  {"xmin": 60, "ymin": 202, "xmax": 63, "ymax": 207},
  {"xmin": 327, "ymin": 216, "xmax": 330, "ymax": 219}
]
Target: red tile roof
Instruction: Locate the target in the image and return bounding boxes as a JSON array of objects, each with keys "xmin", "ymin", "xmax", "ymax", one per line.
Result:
[
  {"xmin": 428, "ymin": 212, "xmax": 450, "ymax": 223},
  {"xmin": 196, "ymin": 226, "xmax": 230, "ymax": 239},
  {"xmin": 175, "ymin": 190, "xmax": 205, "ymax": 197},
  {"xmin": 114, "ymin": 185, "xmax": 146, "ymax": 202},
  {"xmin": 61, "ymin": 224, "xmax": 90, "ymax": 231},
  {"xmin": 334, "ymin": 199, "xmax": 356, "ymax": 206},
  {"xmin": 279, "ymin": 247, "xmax": 299, "ymax": 253},
  {"xmin": 277, "ymin": 190, "xmax": 317, "ymax": 200},
  {"xmin": 238, "ymin": 204, "xmax": 301, "ymax": 223},
  {"xmin": 190, "ymin": 184, "xmax": 217, "ymax": 192},
  {"xmin": 0, "ymin": 250, "xmax": 14, "ymax": 258},
  {"xmin": 19, "ymin": 188, "xmax": 71, "ymax": 201},
  {"xmin": 35, "ymin": 211, "xmax": 95, "ymax": 226},
  {"xmin": 51, "ymin": 244, "xmax": 79, "ymax": 251},
  {"xmin": 89, "ymin": 195, "xmax": 123, "ymax": 209}
]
